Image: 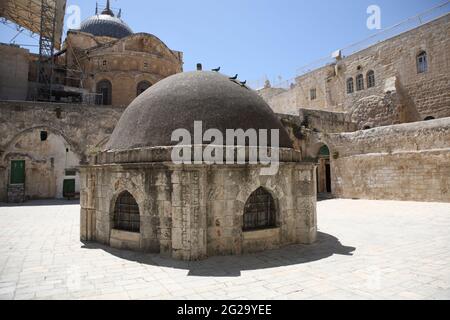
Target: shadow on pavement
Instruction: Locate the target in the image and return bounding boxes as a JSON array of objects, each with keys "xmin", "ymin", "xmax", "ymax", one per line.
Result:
[{"xmin": 82, "ymin": 232, "xmax": 356, "ymax": 277}]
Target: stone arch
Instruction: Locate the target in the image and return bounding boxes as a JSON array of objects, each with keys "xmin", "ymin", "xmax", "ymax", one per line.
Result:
[
  {"xmin": 2, "ymin": 126, "xmax": 83, "ymax": 162},
  {"xmin": 243, "ymin": 187, "xmax": 278, "ymax": 231},
  {"xmin": 109, "ymin": 178, "xmax": 146, "ymax": 219},
  {"xmin": 112, "ymin": 190, "xmax": 141, "ymax": 233},
  {"xmin": 136, "ymin": 80, "xmax": 152, "ymax": 97},
  {"xmin": 2, "ymin": 127, "xmax": 82, "ymax": 199},
  {"xmin": 96, "ymin": 79, "xmax": 112, "ymax": 105}
]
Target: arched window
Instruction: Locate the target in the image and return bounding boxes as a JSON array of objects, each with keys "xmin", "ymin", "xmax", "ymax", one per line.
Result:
[
  {"xmin": 367, "ymin": 70, "xmax": 375, "ymax": 88},
  {"xmin": 136, "ymin": 81, "xmax": 151, "ymax": 97},
  {"xmin": 113, "ymin": 191, "xmax": 140, "ymax": 233},
  {"xmin": 417, "ymin": 51, "xmax": 428, "ymax": 74},
  {"xmin": 424, "ymin": 116, "xmax": 435, "ymax": 121},
  {"xmin": 319, "ymin": 145, "xmax": 330, "ymax": 157},
  {"xmin": 356, "ymin": 74, "xmax": 364, "ymax": 91},
  {"xmin": 96, "ymin": 80, "xmax": 112, "ymax": 105},
  {"xmin": 243, "ymin": 187, "xmax": 276, "ymax": 231},
  {"xmin": 346, "ymin": 78, "xmax": 354, "ymax": 94}
]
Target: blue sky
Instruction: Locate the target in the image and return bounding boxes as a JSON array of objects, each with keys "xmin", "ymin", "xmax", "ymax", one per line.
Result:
[{"xmin": 1, "ymin": 0, "xmax": 448, "ymax": 86}]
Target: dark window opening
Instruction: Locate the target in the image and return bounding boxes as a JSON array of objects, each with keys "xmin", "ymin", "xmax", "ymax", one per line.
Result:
[
  {"xmin": 356, "ymin": 74, "xmax": 364, "ymax": 91},
  {"xmin": 424, "ymin": 116, "xmax": 435, "ymax": 121},
  {"xmin": 310, "ymin": 88, "xmax": 317, "ymax": 101},
  {"xmin": 367, "ymin": 70, "xmax": 375, "ymax": 88},
  {"xmin": 40, "ymin": 131, "xmax": 48, "ymax": 141},
  {"xmin": 113, "ymin": 191, "xmax": 140, "ymax": 233},
  {"xmin": 417, "ymin": 51, "xmax": 428, "ymax": 74},
  {"xmin": 96, "ymin": 80, "xmax": 112, "ymax": 105},
  {"xmin": 346, "ymin": 78, "xmax": 354, "ymax": 94},
  {"xmin": 137, "ymin": 81, "xmax": 151, "ymax": 97},
  {"xmin": 243, "ymin": 187, "xmax": 276, "ymax": 231}
]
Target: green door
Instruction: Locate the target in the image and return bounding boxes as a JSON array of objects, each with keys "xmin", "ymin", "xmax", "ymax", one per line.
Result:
[
  {"xmin": 63, "ymin": 179, "xmax": 76, "ymax": 197},
  {"xmin": 10, "ymin": 160, "xmax": 25, "ymax": 184}
]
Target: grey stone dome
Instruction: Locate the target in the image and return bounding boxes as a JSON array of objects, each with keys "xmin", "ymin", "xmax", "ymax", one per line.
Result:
[
  {"xmin": 79, "ymin": 14, "xmax": 133, "ymax": 39},
  {"xmin": 106, "ymin": 71, "xmax": 293, "ymax": 151}
]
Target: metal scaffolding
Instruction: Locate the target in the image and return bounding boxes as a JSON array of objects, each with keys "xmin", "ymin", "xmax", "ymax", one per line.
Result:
[
  {"xmin": 0, "ymin": 0, "xmax": 67, "ymax": 100},
  {"xmin": 37, "ymin": 0, "xmax": 57, "ymax": 100}
]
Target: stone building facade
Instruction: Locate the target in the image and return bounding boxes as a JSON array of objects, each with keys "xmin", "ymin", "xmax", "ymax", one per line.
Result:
[
  {"xmin": 0, "ymin": 1, "xmax": 183, "ymax": 202},
  {"xmin": 321, "ymin": 118, "xmax": 450, "ymax": 202},
  {"xmin": 0, "ymin": 101, "xmax": 124, "ymax": 202},
  {"xmin": 259, "ymin": 14, "xmax": 450, "ymax": 129},
  {"xmin": 0, "ymin": 1, "xmax": 183, "ymax": 106},
  {"xmin": 80, "ymin": 71, "xmax": 317, "ymax": 260}
]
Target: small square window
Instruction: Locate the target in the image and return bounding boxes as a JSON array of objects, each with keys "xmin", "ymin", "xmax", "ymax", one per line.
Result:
[
  {"xmin": 40, "ymin": 131, "xmax": 48, "ymax": 141},
  {"xmin": 102, "ymin": 60, "xmax": 107, "ymax": 66},
  {"xmin": 144, "ymin": 62, "xmax": 148, "ymax": 68}
]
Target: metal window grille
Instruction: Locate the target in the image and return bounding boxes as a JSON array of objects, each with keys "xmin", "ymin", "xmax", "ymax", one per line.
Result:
[
  {"xmin": 310, "ymin": 88, "xmax": 317, "ymax": 100},
  {"xmin": 243, "ymin": 187, "xmax": 276, "ymax": 231},
  {"xmin": 356, "ymin": 74, "xmax": 364, "ymax": 91},
  {"xmin": 417, "ymin": 52, "xmax": 428, "ymax": 73},
  {"xmin": 346, "ymin": 78, "xmax": 354, "ymax": 94},
  {"xmin": 367, "ymin": 71, "xmax": 375, "ymax": 88},
  {"xmin": 114, "ymin": 191, "xmax": 140, "ymax": 233}
]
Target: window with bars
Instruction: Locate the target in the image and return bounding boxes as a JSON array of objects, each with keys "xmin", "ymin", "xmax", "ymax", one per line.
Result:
[
  {"xmin": 346, "ymin": 78, "xmax": 354, "ymax": 94},
  {"xmin": 310, "ymin": 88, "xmax": 317, "ymax": 101},
  {"xmin": 367, "ymin": 70, "xmax": 375, "ymax": 88},
  {"xmin": 243, "ymin": 187, "xmax": 276, "ymax": 231},
  {"xmin": 356, "ymin": 74, "xmax": 364, "ymax": 91},
  {"xmin": 417, "ymin": 51, "xmax": 428, "ymax": 74},
  {"xmin": 113, "ymin": 191, "xmax": 140, "ymax": 233}
]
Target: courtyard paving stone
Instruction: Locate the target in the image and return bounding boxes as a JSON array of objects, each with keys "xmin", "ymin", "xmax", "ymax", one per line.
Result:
[{"xmin": 0, "ymin": 199, "xmax": 449, "ymax": 300}]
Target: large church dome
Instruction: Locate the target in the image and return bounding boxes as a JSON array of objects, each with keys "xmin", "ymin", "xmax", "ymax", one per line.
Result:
[
  {"xmin": 79, "ymin": 1, "xmax": 133, "ymax": 39},
  {"xmin": 105, "ymin": 70, "xmax": 293, "ymax": 151}
]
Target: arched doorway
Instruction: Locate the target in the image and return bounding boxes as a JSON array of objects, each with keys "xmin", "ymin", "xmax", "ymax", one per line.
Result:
[
  {"xmin": 96, "ymin": 80, "xmax": 112, "ymax": 105},
  {"xmin": 316, "ymin": 145, "xmax": 332, "ymax": 197},
  {"xmin": 113, "ymin": 191, "xmax": 140, "ymax": 233},
  {"xmin": 243, "ymin": 187, "xmax": 277, "ymax": 231}
]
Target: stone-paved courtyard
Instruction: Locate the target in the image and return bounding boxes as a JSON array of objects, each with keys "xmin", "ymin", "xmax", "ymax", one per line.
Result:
[{"xmin": 0, "ymin": 199, "xmax": 449, "ymax": 300}]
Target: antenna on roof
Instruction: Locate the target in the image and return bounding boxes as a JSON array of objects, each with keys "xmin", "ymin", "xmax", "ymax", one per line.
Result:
[
  {"xmin": 118, "ymin": 9, "xmax": 122, "ymax": 19},
  {"xmin": 95, "ymin": 2, "xmax": 98, "ymax": 15}
]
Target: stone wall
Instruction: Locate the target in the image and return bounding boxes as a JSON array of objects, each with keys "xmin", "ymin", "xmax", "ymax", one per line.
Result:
[
  {"xmin": 325, "ymin": 118, "xmax": 450, "ymax": 202},
  {"xmin": 258, "ymin": 14, "xmax": 450, "ymax": 128},
  {"xmin": 0, "ymin": 44, "xmax": 29, "ymax": 101},
  {"xmin": 80, "ymin": 147, "xmax": 317, "ymax": 260},
  {"xmin": 0, "ymin": 101, "xmax": 124, "ymax": 201},
  {"xmin": 63, "ymin": 32, "xmax": 183, "ymax": 107}
]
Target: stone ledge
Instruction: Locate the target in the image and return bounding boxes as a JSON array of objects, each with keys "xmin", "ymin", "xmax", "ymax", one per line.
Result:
[
  {"xmin": 110, "ymin": 229, "xmax": 141, "ymax": 251},
  {"xmin": 243, "ymin": 227, "xmax": 280, "ymax": 241}
]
